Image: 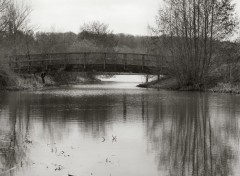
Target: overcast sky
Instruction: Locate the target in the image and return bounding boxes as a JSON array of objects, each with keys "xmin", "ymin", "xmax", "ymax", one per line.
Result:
[{"xmin": 29, "ymin": 0, "xmax": 240, "ymax": 36}]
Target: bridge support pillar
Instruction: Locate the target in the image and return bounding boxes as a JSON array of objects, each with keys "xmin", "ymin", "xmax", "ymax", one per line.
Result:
[
  {"xmin": 146, "ymin": 74, "xmax": 149, "ymax": 84},
  {"xmin": 157, "ymin": 74, "xmax": 160, "ymax": 81}
]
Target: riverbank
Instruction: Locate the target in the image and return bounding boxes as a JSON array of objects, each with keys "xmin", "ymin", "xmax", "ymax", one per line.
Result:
[
  {"xmin": 0, "ymin": 66, "xmax": 100, "ymax": 91},
  {"xmin": 137, "ymin": 77, "xmax": 179, "ymax": 90},
  {"xmin": 137, "ymin": 76, "xmax": 240, "ymax": 94},
  {"xmin": 208, "ymin": 82, "xmax": 240, "ymax": 94}
]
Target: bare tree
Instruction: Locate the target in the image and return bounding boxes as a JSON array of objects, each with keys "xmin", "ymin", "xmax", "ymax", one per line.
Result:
[
  {"xmin": 81, "ymin": 21, "xmax": 112, "ymax": 35},
  {"xmin": 151, "ymin": 0, "xmax": 238, "ymax": 87},
  {"xmin": 5, "ymin": 0, "xmax": 31, "ymax": 34},
  {"xmin": 0, "ymin": 0, "xmax": 8, "ymax": 31},
  {"xmin": 3, "ymin": 0, "xmax": 31, "ymax": 54},
  {"xmin": 79, "ymin": 21, "xmax": 117, "ymax": 52},
  {"xmin": 217, "ymin": 41, "xmax": 239, "ymax": 83}
]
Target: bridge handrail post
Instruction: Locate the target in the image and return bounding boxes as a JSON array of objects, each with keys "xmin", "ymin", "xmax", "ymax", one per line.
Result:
[
  {"xmin": 123, "ymin": 54, "xmax": 127, "ymax": 70},
  {"xmin": 26, "ymin": 53, "xmax": 31, "ymax": 72},
  {"xmin": 64, "ymin": 54, "xmax": 68, "ymax": 68},
  {"xmin": 161, "ymin": 56, "xmax": 164, "ymax": 74},
  {"xmin": 8, "ymin": 55, "xmax": 12, "ymax": 69},
  {"xmin": 83, "ymin": 52, "xmax": 87, "ymax": 69},
  {"xmin": 142, "ymin": 55, "xmax": 145, "ymax": 70},
  {"xmin": 45, "ymin": 54, "xmax": 49, "ymax": 71},
  {"xmin": 49, "ymin": 54, "xmax": 52, "ymax": 65},
  {"xmin": 156, "ymin": 55, "xmax": 160, "ymax": 69},
  {"xmin": 103, "ymin": 53, "xmax": 106, "ymax": 70},
  {"xmin": 15, "ymin": 56, "xmax": 18, "ymax": 70}
]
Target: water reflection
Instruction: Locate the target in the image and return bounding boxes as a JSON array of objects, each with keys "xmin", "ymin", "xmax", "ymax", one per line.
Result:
[
  {"xmin": 146, "ymin": 92, "xmax": 240, "ymax": 176},
  {"xmin": 0, "ymin": 85, "xmax": 239, "ymax": 176},
  {"xmin": 0, "ymin": 93, "xmax": 31, "ymax": 175}
]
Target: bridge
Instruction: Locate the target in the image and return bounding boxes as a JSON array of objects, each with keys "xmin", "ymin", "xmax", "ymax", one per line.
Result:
[{"xmin": 9, "ymin": 52, "xmax": 169, "ymax": 77}]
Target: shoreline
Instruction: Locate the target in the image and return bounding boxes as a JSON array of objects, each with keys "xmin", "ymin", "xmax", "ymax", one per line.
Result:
[
  {"xmin": 0, "ymin": 69, "xmax": 101, "ymax": 91},
  {"xmin": 2, "ymin": 70, "xmax": 240, "ymax": 95},
  {"xmin": 137, "ymin": 77, "xmax": 240, "ymax": 94},
  {"xmin": 0, "ymin": 79, "xmax": 101, "ymax": 91}
]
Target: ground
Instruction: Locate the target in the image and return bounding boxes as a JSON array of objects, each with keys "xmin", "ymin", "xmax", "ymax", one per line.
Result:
[
  {"xmin": 0, "ymin": 66, "xmax": 100, "ymax": 90},
  {"xmin": 138, "ymin": 76, "xmax": 240, "ymax": 94}
]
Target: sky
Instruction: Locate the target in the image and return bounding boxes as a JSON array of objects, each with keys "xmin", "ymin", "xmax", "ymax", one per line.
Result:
[
  {"xmin": 29, "ymin": 0, "xmax": 240, "ymax": 36},
  {"xmin": 29, "ymin": 0, "xmax": 161, "ymax": 35}
]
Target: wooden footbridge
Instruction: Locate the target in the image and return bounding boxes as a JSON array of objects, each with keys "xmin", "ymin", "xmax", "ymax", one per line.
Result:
[{"xmin": 9, "ymin": 52, "xmax": 169, "ymax": 75}]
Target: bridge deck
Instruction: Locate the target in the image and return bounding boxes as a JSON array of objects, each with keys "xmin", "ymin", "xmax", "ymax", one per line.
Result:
[{"xmin": 9, "ymin": 52, "xmax": 169, "ymax": 74}]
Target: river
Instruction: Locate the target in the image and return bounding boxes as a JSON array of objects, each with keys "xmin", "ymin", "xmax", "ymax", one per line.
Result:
[{"xmin": 0, "ymin": 81, "xmax": 240, "ymax": 176}]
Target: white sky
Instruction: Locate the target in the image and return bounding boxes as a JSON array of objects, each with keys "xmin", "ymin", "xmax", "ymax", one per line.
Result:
[
  {"xmin": 29, "ymin": 0, "xmax": 161, "ymax": 35},
  {"xmin": 28, "ymin": 0, "xmax": 240, "ymax": 36}
]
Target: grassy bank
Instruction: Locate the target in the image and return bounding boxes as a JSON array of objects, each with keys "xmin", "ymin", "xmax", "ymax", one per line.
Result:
[
  {"xmin": 137, "ymin": 77, "xmax": 179, "ymax": 90},
  {"xmin": 0, "ymin": 67, "xmax": 54, "ymax": 90},
  {"xmin": 208, "ymin": 82, "xmax": 240, "ymax": 94},
  {"xmin": 138, "ymin": 76, "xmax": 240, "ymax": 94},
  {"xmin": 51, "ymin": 71, "xmax": 100, "ymax": 85},
  {"xmin": 0, "ymin": 65, "xmax": 100, "ymax": 90}
]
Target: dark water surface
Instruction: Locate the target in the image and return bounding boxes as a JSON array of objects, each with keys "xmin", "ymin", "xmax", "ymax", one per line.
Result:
[{"xmin": 0, "ymin": 82, "xmax": 240, "ymax": 176}]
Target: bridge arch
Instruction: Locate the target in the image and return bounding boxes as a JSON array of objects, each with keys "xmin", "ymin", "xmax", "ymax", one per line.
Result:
[{"xmin": 9, "ymin": 52, "xmax": 169, "ymax": 75}]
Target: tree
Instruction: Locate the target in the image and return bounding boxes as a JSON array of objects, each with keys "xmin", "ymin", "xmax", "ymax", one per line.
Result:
[
  {"xmin": 217, "ymin": 41, "xmax": 239, "ymax": 83},
  {"xmin": 3, "ymin": 0, "xmax": 31, "ymax": 54},
  {"xmin": 68, "ymin": 39, "xmax": 98, "ymax": 52},
  {"xmin": 35, "ymin": 32, "xmax": 78, "ymax": 53},
  {"xmin": 152, "ymin": 0, "xmax": 238, "ymax": 87},
  {"xmin": 0, "ymin": 0, "xmax": 8, "ymax": 32},
  {"xmin": 78, "ymin": 21, "xmax": 118, "ymax": 52}
]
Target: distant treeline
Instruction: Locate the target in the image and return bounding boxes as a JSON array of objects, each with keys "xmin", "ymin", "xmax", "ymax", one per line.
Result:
[
  {"xmin": 0, "ymin": 27, "xmax": 156, "ymax": 58},
  {"xmin": 12, "ymin": 31, "xmax": 150, "ymax": 54},
  {"xmin": 0, "ymin": 1, "xmax": 151, "ymax": 59},
  {"xmin": 0, "ymin": 16, "xmax": 152, "ymax": 55}
]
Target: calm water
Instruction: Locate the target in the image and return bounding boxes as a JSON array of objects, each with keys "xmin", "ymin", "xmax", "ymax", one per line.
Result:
[{"xmin": 0, "ymin": 82, "xmax": 240, "ymax": 176}]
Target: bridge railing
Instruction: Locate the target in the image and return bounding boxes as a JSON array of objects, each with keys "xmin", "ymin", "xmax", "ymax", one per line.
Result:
[{"xmin": 9, "ymin": 52, "xmax": 169, "ymax": 74}]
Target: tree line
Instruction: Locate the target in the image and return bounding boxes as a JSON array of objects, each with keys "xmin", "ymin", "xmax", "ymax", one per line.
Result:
[
  {"xmin": 0, "ymin": 6, "xmax": 149, "ymax": 58},
  {"xmin": 0, "ymin": 1, "xmax": 151, "ymax": 59},
  {"xmin": 30, "ymin": 27, "xmax": 148, "ymax": 54}
]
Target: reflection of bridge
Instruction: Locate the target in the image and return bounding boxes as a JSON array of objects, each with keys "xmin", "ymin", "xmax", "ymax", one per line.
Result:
[{"xmin": 9, "ymin": 52, "xmax": 169, "ymax": 75}]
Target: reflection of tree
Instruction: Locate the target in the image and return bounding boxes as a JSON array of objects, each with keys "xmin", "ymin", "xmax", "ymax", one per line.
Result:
[
  {"xmin": 34, "ymin": 94, "xmax": 120, "ymax": 140},
  {"xmin": 146, "ymin": 93, "xmax": 239, "ymax": 176},
  {"xmin": 0, "ymin": 93, "xmax": 30, "ymax": 174},
  {"xmin": 0, "ymin": 90, "xmax": 123, "ymax": 170}
]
